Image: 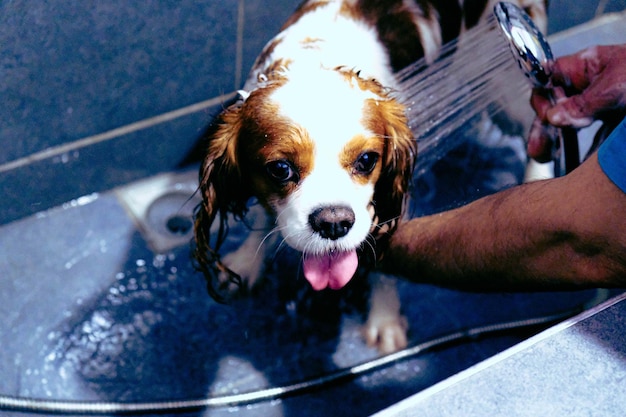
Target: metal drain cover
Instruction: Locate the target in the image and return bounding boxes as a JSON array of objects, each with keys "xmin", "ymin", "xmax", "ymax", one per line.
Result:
[{"xmin": 115, "ymin": 170, "xmax": 201, "ymax": 253}]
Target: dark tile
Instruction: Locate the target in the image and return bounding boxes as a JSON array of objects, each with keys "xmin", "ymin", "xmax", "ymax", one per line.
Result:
[
  {"xmin": 0, "ymin": 105, "xmax": 218, "ymax": 225},
  {"xmin": 548, "ymin": 0, "xmax": 626, "ymax": 33},
  {"xmin": 240, "ymin": 0, "xmax": 302, "ymax": 85},
  {"xmin": 0, "ymin": 1, "xmax": 238, "ymax": 164}
]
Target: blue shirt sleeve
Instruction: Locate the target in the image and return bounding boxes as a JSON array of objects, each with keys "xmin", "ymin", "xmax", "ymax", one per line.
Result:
[{"xmin": 598, "ymin": 116, "xmax": 626, "ymax": 193}]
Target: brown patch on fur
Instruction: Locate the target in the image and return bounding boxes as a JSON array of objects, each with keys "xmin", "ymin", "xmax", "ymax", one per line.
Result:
[
  {"xmin": 240, "ymin": 118, "xmax": 315, "ymax": 201},
  {"xmin": 300, "ymin": 36, "xmax": 325, "ymax": 49},
  {"xmin": 340, "ymin": 0, "xmax": 426, "ymax": 71},
  {"xmin": 340, "ymin": 134, "xmax": 386, "ymax": 185},
  {"xmin": 364, "ymin": 97, "xmax": 415, "ymax": 193},
  {"xmin": 363, "ymin": 93, "xmax": 415, "ymax": 251},
  {"xmin": 335, "ymin": 67, "xmax": 390, "ymax": 97},
  {"xmin": 327, "ymin": 65, "xmax": 415, "ymax": 255},
  {"xmin": 194, "ymin": 78, "xmax": 293, "ymax": 300},
  {"xmin": 253, "ymin": 38, "xmax": 283, "ymax": 73},
  {"xmin": 429, "ymin": 0, "xmax": 463, "ymax": 43},
  {"xmin": 258, "ymin": 57, "xmax": 293, "ymax": 83}
]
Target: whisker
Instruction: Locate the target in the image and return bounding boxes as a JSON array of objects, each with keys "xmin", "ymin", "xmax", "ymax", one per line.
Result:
[
  {"xmin": 273, "ymin": 205, "xmax": 292, "ymax": 224},
  {"xmin": 276, "ymin": 227, "xmax": 311, "ymax": 257},
  {"xmin": 253, "ymin": 233, "xmax": 273, "ymax": 259},
  {"xmin": 361, "ymin": 236, "xmax": 378, "ymax": 261},
  {"xmin": 256, "ymin": 223, "xmax": 285, "ymax": 256},
  {"xmin": 299, "ymin": 235, "xmax": 319, "ymax": 257},
  {"xmin": 375, "ymin": 215, "xmax": 402, "ymax": 230},
  {"xmin": 275, "ymin": 237, "xmax": 291, "ymax": 254}
]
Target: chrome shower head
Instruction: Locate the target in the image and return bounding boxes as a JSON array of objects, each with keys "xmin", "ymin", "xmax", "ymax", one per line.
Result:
[
  {"xmin": 494, "ymin": 2, "xmax": 581, "ymax": 176},
  {"xmin": 494, "ymin": 2, "xmax": 554, "ymax": 88}
]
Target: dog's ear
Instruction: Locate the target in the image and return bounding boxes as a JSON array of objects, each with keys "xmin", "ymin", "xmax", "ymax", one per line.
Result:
[
  {"xmin": 366, "ymin": 98, "xmax": 416, "ymax": 256},
  {"xmin": 193, "ymin": 101, "xmax": 251, "ymax": 301}
]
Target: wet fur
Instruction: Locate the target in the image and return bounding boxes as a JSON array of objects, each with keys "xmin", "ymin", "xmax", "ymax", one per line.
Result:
[{"xmin": 194, "ymin": 0, "xmax": 547, "ymax": 353}]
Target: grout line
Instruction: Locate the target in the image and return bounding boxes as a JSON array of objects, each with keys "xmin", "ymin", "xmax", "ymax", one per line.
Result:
[
  {"xmin": 235, "ymin": 0, "xmax": 246, "ymax": 90},
  {"xmin": 595, "ymin": 0, "xmax": 608, "ymax": 16},
  {"xmin": 0, "ymin": 92, "xmax": 235, "ymax": 174}
]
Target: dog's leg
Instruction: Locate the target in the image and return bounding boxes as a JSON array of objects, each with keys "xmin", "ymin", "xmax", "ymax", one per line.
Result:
[
  {"xmin": 220, "ymin": 205, "xmax": 276, "ymax": 291},
  {"xmin": 363, "ymin": 273, "xmax": 408, "ymax": 353}
]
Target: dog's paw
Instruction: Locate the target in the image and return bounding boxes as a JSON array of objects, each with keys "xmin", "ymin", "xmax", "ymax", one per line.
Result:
[
  {"xmin": 365, "ymin": 273, "xmax": 407, "ymax": 353},
  {"xmin": 363, "ymin": 315, "xmax": 408, "ymax": 354}
]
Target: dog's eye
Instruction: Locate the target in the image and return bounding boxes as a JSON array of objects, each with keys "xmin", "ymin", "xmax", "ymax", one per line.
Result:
[
  {"xmin": 353, "ymin": 151, "xmax": 379, "ymax": 175},
  {"xmin": 266, "ymin": 160, "xmax": 298, "ymax": 183}
]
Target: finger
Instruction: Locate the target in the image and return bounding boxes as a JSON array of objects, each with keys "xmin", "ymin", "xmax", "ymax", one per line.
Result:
[
  {"xmin": 548, "ymin": 54, "xmax": 624, "ymax": 127},
  {"xmin": 545, "ymin": 95, "xmax": 595, "ymax": 128},
  {"xmin": 529, "ymin": 88, "xmax": 553, "ymax": 120},
  {"xmin": 575, "ymin": 62, "xmax": 626, "ymax": 115},
  {"xmin": 527, "ymin": 117, "xmax": 556, "ymax": 162},
  {"xmin": 550, "ymin": 47, "xmax": 600, "ymax": 90}
]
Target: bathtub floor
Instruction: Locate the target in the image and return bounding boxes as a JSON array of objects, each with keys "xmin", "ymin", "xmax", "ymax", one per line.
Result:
[{"xmin": 0, "ymin": 158, "xmax": 604, "ymax": 416}]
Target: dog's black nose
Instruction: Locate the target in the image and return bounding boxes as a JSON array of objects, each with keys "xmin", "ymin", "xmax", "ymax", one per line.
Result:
[{"xmin": 309, "ymin": 206, "xmax": 355, "ymax": 240}]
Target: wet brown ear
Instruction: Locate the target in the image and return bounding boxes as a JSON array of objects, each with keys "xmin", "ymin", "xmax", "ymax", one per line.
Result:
[
  {"xmin": 367, "ymin": 98, "xmax": 416, "ymax": 257},
  {"xmin": 193, "ymin": 103, "xmax": 252, "ymax": 301}
]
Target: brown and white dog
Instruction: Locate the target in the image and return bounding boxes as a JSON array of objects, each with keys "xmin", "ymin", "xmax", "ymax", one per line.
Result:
[{"xmin": 194, "ymin": 0, "xmax": 547, "ymax": 353}]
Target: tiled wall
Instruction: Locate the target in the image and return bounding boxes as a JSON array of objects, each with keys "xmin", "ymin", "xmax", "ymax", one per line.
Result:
[
  {"xmin": 1, "ymin": 0, "xmax": 624, "ymax": 225},
  {"xmin": 0, "ymin": 0, "xmax": 300, "ymax": 224},
  {"xmin": 548, "ymin": 0, "xmax": 626, "ymax": 33}
]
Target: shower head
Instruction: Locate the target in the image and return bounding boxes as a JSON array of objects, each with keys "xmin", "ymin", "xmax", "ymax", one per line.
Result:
[
  {"xmin": 493, "ymin": 2, "xmax": 554, "ymax": 88},
  {"xmin": 494, "ymin": 2, "xmax": 581, "ymax": 176}
]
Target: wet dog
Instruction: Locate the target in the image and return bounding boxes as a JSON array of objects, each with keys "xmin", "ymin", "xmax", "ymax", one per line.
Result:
[{"xmin": 194, "ymin": 0, "xmax": 547, "ymax": 353}]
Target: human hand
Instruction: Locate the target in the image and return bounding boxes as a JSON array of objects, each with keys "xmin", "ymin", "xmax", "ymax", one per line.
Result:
[{"xmin": 528, "ymin": 44, "xmax": 626, "ymax": 162}]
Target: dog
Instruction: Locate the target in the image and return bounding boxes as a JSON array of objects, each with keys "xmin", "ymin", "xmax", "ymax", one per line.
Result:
[{"xmin": 193, "ymin": 0, "xmax": 548, "ymax": 353}]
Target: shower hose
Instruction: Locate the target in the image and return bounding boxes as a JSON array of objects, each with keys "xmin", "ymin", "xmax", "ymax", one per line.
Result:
[{"xmin": 0, "ymin": 291, "xmax": 606, "ymax": 415}]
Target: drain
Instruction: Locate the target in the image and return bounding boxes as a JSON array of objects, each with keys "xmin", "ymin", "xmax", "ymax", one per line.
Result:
[
  {"xmin": 166, "ymin": 215, "xmax": 193, "ymax": 235},
  {"xmin": 115, "ymin": 170, "xmax": 201, "ymax": 253},
  {"xmin": 145, "ymin": 192, "xmax": 196, "ymax": 239}
]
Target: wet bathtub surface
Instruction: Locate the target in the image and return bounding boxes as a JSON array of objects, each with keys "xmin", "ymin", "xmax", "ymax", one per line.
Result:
[{"xmin": 0, "ymin": 156, "xmax": 603, "ymax": 417}]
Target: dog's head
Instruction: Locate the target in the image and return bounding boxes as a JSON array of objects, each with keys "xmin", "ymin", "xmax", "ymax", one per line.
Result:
[{"xmin": 194, "ymin": 65, "xmax": 415, "ymax": 297}]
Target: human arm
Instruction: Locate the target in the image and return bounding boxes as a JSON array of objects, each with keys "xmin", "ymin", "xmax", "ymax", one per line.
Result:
[
  {"xmin": 383, "ymin": 150, "xmax": 626, "ymax": 290},
  {"xmin": 381, "ymin": 44, "xmax": 626, "ymax": 290}
]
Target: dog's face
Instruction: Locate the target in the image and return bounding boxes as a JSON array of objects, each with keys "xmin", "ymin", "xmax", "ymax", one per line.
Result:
[{"xmin": 195, "ymin": 66, "xmax": 415, "ymax": 293}]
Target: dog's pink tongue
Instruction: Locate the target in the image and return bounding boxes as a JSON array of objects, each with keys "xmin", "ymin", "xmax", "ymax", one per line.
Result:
[{"xmin": 303, "ymin": 250, "xmax": 358, "ymax": 290}]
